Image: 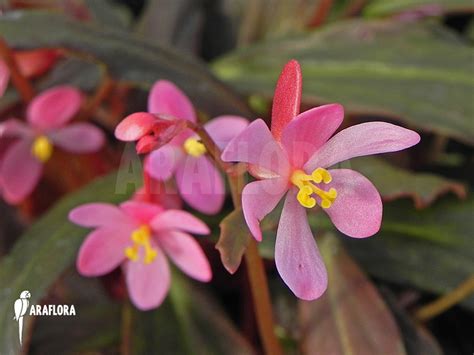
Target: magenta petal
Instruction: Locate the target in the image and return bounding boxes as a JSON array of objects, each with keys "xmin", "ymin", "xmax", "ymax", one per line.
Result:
[
  {"xmin": 150, "ymin": 210, "xmax": 210, "ymax": 235},
  {"xmin": 305, "ymin": 122, "xmax": 421, "ymax": 170},
  {"xmin": 324, "ymin": 169, "xmax": 382, "ymax": 238},
  {"xmin": 145, "ymin": 145, "xmax": 182, "ymax": 181},
  {"xmin": 222, "ymin": 119, "xmax": 290, "ymax": 177},
  {"xmin": 0, "ymin": 119, "xmax": 31, "ymax": 138},
  {"xmin": 115, "ymin": 112, "xmax": 157, "ymax": 142},
  {"xmin": 242, "ymin": 177, "xmax": 288, "ymax": 241},
  {"xmin": 77, "ymin": 225, "xmax": 133, "ymax": 276},
  {"xmin": 158, "ymin": 230, "xmax": 212, "ymax": 282},
  {"xmin": 0, "ymin": 59, "xmax": 9, "ymax": 97},
  {"xmin": 148, "ymin": 80, "xmax": 196, "ymax": 122},
  {"xmin": 204, "ymin": 115, "xmax": 249, "ymax": 150},
  {"xmin": 120, "ymin": 201, "xmax": 163, "ymax": 225},
  {"xmin": 175, "ymin": 156, "xmax": 225, "ymax": 215},
  {"xmin": 27, "ymin": 86, "xmax": 83, "ymax": 130},
  {"xmin": 0, "ymin": 138, "xmax": 42, "ymax": 204},
  {"xmin": 69, "ymin": 203, "xmax": 132, "ymax": 227},
  {"xmin": 125, "ymin": 245, "xmax": 170, "ymax": 310},
  {"xmin": 275, "ymin": 189, "xmax": 328, "ymax": 300},
  {"xmin": 49, "ymin": 123, "xmax": 105, "ymax": 153},
  {"xmin": 281, "ymin": 104, "xmax": 344, "ymax": 169}
]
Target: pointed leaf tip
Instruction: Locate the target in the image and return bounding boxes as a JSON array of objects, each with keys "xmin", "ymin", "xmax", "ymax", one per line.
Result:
[{"xmin": 271, "ymin": 59, "xmax": 302, "ymax": 140}]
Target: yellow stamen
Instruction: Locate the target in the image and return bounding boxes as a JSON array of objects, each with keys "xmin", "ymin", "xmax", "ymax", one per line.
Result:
[
  {"xmin": 183, "ymin": 137, "xmax": 207, "ymax": 157},
  {"xmin": 291, "ymin": 168, "xmax": 337, "ymax": 209},
  {"xmin": 125, "ymin": 225, "xmax": 157, "ymax": 264},
  {"xmin": 31, "ymin": 135, "xmax": 53, "ymax": 162}
]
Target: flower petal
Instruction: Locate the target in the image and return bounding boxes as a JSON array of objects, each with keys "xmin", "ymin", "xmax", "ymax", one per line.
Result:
[
  {"xmin": 148, "ymin": 80, "xmax": 196, "ymax": 122},
  {"xmin": 324, "ymin": 169, "xmax": 382, "ymax": 238},
  {"xmin": 158, "ymin": 230, "xmax": 212, "ymax": 282},
  {"xmin": 69, "ymin": 203, "xmax": 133, "ymax": 228},
  {"xmin": 204, "ymin": 115, "xmax": 249, "ymax": 150},
  {"xmin": 120, "ymin": 201, "xmax": 163, "ymax": 225},
  {"xmin": 0, "ymin": 59, "xmax": 10, "ymax": 97},
  {"xmin": 125, "ymin": 246, "xmax": 170, "ymax": 310},
  {"xmin": 114, "ymin": 112, "xmax": 157, "ymax": 142},
  {"xmin": 27, "ymin": 86, "xmax": 83, "ymax": 130},
  {"xmin": 0, "ymin": 119, "xmax": 32, "ymax": 138},
  {"xmin": 49, "ymin": 123, "xmax": 105, "ymax": 153},
  {"xmin": 242, "ymin": 177, "xmax": 288, "ymax": 241},
  {"xmin": 150, "ymin": 210, "xmax": 210, "ymax": 235},
  {"xmin": 175, "ymin": 156, "xmax": 225, "ymax": 215},
  {"xmin": 305, "ymin": 122, "xmax": 421, "ymax": 171},
  {"xmin": 0, "ymin": 138, "xmax": 42, "ymax": 204},
  {"xmin": 222, "ymin": 119, "xmax": 290, "ymax": 177},
  {"xmin": 145, "ymin": 145, "xmax": 183, "ymax": 181},
  {"xmin": 281, "ymin": 104, "xmax": 344, "ymax": 169},
  {"xmin": 275, "ymin": 189, "xmax": 328, "ymax": 300},
  {"xmin": 77, "ymin": 225, "xmax": 133, "ymax": 277}
]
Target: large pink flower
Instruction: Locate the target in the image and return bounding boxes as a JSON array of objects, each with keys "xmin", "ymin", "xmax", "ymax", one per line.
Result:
[
  {"xmin": 0, "ymin": 85, "xmax": 104, "ymax": 203},
  {"xmin": 115, "ymin": 80, "xmax": 249, "ymax": 215},
  {"xmin": 69, "ymin": 200, "xmax": 212, "ymax": 310},
  {"xmin": 221, "ymin": 60, "xmax": 420, "ymax": 300}
]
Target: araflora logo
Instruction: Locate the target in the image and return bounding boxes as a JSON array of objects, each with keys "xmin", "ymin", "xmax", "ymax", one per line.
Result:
[{"xmin": 13, "ymin": 290, "xmax": 76, "ymax": 345}]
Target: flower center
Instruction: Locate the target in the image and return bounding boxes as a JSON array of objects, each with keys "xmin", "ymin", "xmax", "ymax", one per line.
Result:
[
  {"xmin": 31, "ymin": 135, "xmax": 53, "ymax": 162},
  {"xmin": 290, "ymin": 168, "xmax": 337, "ymax": 209},
  {"xmin": 124, "ymin": 225, "xmax": 158, "ymax": 264},
  {"xmin": 183, "ymin": 137, "xmax": 206, "ymax": 157}
]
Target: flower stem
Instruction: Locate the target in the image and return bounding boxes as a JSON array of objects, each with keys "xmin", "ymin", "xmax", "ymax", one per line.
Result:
[
  {"xmin": 0, "ymin": 37, "xmax": 35, "ymax": 103},
  {"xmin": 120, "ymin": 300, "xmax": 133, "ymax": 355}
]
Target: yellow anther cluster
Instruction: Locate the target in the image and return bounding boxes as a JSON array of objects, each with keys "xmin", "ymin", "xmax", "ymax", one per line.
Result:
[
  {"xmin": 291, "ymin": 168, "xmax": 337, "ymax": 209},
  {"xmin": 183, "ymin": 137, "xmax": 207, "ymax": 157},
  {"xmin": 124, "ymin": 225, "xmax": 158, "ymax": 264},
  {"xmin": 31, "ymin": 135, "xmax": 53, "ymax": 162}
]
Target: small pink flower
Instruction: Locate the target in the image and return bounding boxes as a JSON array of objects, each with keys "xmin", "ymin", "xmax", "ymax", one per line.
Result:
[
  {"xmin": 69, "ymin": 200, "xmax": 212, "ymax": 310},
  {"xmin": 116, "ymin": 80, "xmax": 249, "ymax": 215},
  {"xmin": 0, "ymin": 85, "xmax": 105, "ymax": 203},
  {"xmin": 222, "ymin": 60, "xmax": 420, "ymax": 300}
]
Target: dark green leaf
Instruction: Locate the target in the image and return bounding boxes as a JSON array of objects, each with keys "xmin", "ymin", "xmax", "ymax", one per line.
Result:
[{"xmin": 364, "ymin": 0, "xmax": 474, "ymax": 17}]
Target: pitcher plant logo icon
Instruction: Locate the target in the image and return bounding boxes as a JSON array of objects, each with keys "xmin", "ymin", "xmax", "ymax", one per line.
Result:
[{"xmin": 13, "ymin": 290, "xmax": 31, "ymax": 345}]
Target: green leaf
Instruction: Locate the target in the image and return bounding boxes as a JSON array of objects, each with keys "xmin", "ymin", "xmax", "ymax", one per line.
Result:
[
  {"xmin": 299, "ymin": 234, "xmax": 406, "ymax": 354},
  {"xmin": 213, "ymin": 20, "xmax": 474, "ymax": 144},
  {"xmin": 350, "ymin": 157, "xmax": 466, "ymax": 208},
  {"xmin": 364, "ymin": 0, "xmax": 474, "ymax": 17},
  {"xmin": 0, "ymin": 170, "xmax": 133, "ymax": 355},
  {"xmin": 0, "ymin": 10, "xmax": 251, "ymax": 118}
]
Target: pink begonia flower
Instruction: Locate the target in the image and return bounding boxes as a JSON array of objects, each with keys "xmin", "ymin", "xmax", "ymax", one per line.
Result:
[
  {"xmin": 0, "ymin": 85, "xmax": 105, "ymax": 203},
  {"xmin": 222, "ymin": 60, "xmax": 421, "ymax": 300},
  {"xmin": 69, "ymin": 200, "xmax": 212, "ymax": 310},
  {"xmin": 116, "ymin": 80, "xmax": 249, "ymax": 215}
]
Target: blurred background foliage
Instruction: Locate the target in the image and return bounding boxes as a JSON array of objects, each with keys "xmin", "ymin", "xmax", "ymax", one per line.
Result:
[{"xmin": 0, "ymin": 0, "xmax": 473, "ymax": 354}]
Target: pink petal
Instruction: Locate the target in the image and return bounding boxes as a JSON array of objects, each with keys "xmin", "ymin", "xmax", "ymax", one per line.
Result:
[
  {"xmin": 49, "ymin": 123, "xmax": 105, "ymax": 153},
  {"xmin": 242, "ymin": 177, "xmax": 288, "ymax": 241},
  {"xmin": 150, "ymin": 210, "xmax": 210, "ymax": 235},
  {"xmin": 271, "ymin": 60, "xmax": 302, "ymax": 140},
  {"xmin": 305, "ymin": 122, "xmax": 421, "ymax": 171},
  {"xmin": 27, "ymin": 86, "xmax": 83, "ymax": 130},
  {"xmin": 0, "ymin": 119, "xmax": 32, "ymax": 138},
  {"xmin": 222, "ymin": 119, "xmax": 290, "ymax": 177},
  {"xmin": 281, "ymin": 104, "xmax": 344, "ymax": 169},
  {"xmin": 275, "ymin": 189, "xmax": 328, "ymax": 300},
  {"xmin": 125, "ymin": 245, "xmax": 171, "ymax": 310},
  {"xmin": 324, "ymin": 169, "xmax": 382, "ymax": 238},
  {"xmin": 148, "ymin": 80, "xmax": 196, "ymax": 122},
  {"xmin": 0, "ymin": 59, "xmax": 9, "ymax": 97},
  {"xmin": 77, "ymin": 225, "xmax": 133, "ymax": 276},
  {"xmin": 69, "ymin": 203, "xmax": 133, "ymax": 228},
  {"xmin": 158, "ymin": 230, "xmax": 212, "ymax": 282},
  {"xmin": 114, "ymin": 112, "xmax": 157, "ymax": 142},
  {"xmin": 204, "ymin": 115, "xmax": 249, "ymax": 150},
  {"xmin": 0, "ymin": 138, "xmax": 42, "ymax": 204},
  {"xmin": 120, "ymin": 200, "xmax": 163, "ymax": 225},
  {"xmin": 145, "ymin": 145, "xmax": 183, "ymax": 181},
  {"xmin": 175, "ymin": 156, "xmax": 225, "ymax": 215}
]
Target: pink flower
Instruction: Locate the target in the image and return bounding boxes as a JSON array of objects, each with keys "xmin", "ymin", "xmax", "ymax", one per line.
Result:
[
  {"xmin": 115, "ymin": 80, "xmax": 249, "ymax": 215},
  {"xmin": 69, "ymin": 200, "xmax": 212, "ymax": 310},
  {"xmin": 0, "ymin": 85, "xmax": 105, "ymax": 203},
  {"xmin": 222, "ymin": 60, "xmax": 420, "ymax": 300}
]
